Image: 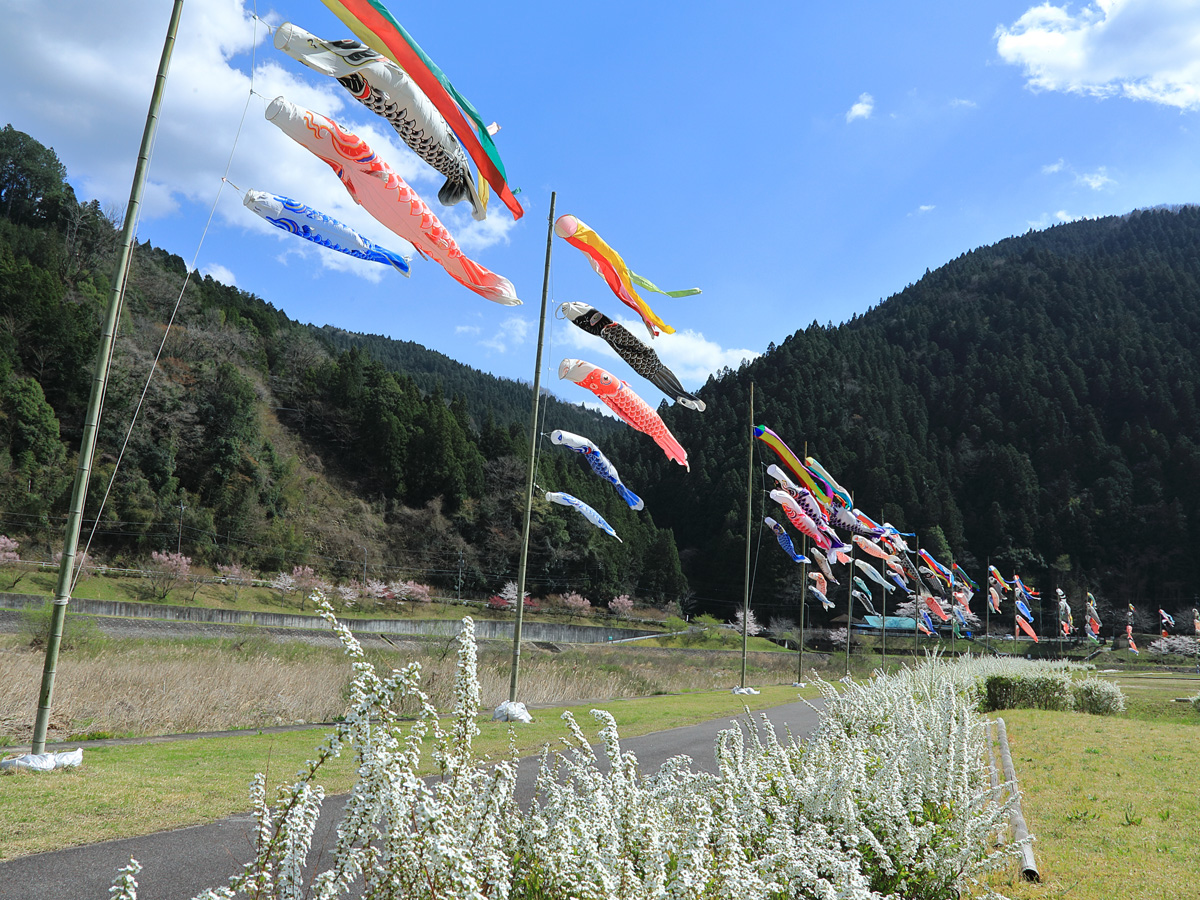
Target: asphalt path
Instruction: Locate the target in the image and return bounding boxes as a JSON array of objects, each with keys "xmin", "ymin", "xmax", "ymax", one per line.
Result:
[{"xmin": 0, "ymin": 699, "xmax": 824, "ymax": 900}]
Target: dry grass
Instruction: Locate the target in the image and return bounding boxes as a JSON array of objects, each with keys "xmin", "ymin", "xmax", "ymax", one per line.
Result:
[{"xmin": 0, "ymin": 632, "xmax": 810, "ymax": 745}]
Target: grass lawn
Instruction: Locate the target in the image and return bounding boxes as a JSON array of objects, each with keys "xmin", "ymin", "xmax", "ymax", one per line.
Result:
[
  {"xmin": 989, "ymin": 671, "xmax": 1200, "ymax": 900},
  {"xmin": 0, "ymin": 683, "xmax": 813, "ymax": 860}
]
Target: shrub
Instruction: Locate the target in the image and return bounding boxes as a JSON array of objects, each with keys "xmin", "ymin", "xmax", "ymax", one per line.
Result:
[
  {"xmin": 19, "ymin": 602, "xmax": 104, "ymax": 650},
  {"xmin": 157, "ymin": 609, "xmax": 1017, "ymax": 900},
  {"xmin": 1192, "ymin": 693, "xmax": 1200, "ymax": 714},
  {"xmin": 1072, "ymin": 677, "xmax": 1126, "ymax": 715},
  {"xmin": 982, "ymin": 673, "xmax": 1073, "ymax": 711}
]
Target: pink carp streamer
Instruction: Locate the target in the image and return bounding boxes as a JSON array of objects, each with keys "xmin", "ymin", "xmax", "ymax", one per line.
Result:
[
  {"xmin": 265, "ymin": 96, "xmax": 519, "ymax": 306},
  {"xmin": 558, "ymin": 359, "xmax": 688, "ymax": 470}
]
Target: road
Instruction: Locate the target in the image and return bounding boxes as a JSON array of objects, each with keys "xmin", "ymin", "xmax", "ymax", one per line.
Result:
[{"xmin": 0, "ymin": 699, "xmax": 824, "ymax": 900}]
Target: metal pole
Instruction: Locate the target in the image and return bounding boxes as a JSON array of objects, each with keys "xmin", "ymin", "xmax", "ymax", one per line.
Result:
[
  {"xmin": 31, "ymin": 0, "xmax": 186, "ymax": 755},
  {"xmin": 740, "ymin": 383, "xmax": 754, "ymax": 689},
  {"xmin": 509, "ymin": 190, "xmax": 556, "ymax": 703}
]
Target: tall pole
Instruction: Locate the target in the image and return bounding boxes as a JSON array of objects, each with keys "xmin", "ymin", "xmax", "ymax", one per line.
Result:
[
  {"xmin": 913, "ymin": 535, "xmax": 920, "ymax": 656},
  {"xmin": 798, "ymin": 440, "xmax": 807, "ymax": 682},
  {"xmin": 740, "ymin": 383, "xmax": 754, "ymax": 689},
  {"xmin": 177, "ymin": 500, "xmax": 186, "ymax": 554},
  {"xmin": 30, "ymin": 0, "xmax": 186, "ymax": 755},
  {"xmin": 509, "ymin": 190, "xmax": 556, "ymax": 703},
  {"xmin": 985, "ymin": 556, "xmax": 990, "ymax": 654},
  {"xmin": 844, "ymin": 541, "xmax": 854, "ymax": 676}
]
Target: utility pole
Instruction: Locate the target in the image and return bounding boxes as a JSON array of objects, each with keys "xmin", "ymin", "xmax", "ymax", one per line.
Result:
[
  {"xmin": 176, "ymin": 500, "xmax": 187, "ymax": 554},
  {"xmin": 361, "ymin": 546, "xmax": 367, "ymax": 587},
  {"xmin": 457, "ymin": 549, "xmax": 463, "ymax": 603}
]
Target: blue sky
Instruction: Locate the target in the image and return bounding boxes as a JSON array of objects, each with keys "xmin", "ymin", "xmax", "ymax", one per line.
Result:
[{"xmin": 3, "ymin": 0, "xmax": 1200, "ymax": 403}]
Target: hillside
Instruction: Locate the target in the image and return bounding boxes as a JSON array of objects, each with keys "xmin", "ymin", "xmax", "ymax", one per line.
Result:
[
  {"xmin": 0, "ymin": 125, "xmax": 686, "ymax": 605},
  {"xmin": 607, "ymin": 207, "xmax": 1200, "ymax": 627}
]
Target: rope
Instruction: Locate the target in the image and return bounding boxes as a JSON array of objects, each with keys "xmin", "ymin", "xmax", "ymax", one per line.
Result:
[{"xmin": 72, "ymin": 8, "xmax": 265, "ymax": 592}]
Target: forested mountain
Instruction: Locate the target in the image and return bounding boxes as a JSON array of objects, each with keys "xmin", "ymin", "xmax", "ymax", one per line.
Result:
[
  {"xmin": 5, "ymin": 122, "xmax": 1200, "ymax": 627},
  {"xmin": 0, "ymin": 125, "xmax": 686, "ymax": 603},
  {"xmin": 607, "ymin": 207, "xmax": 1200, "ymax": 627}
]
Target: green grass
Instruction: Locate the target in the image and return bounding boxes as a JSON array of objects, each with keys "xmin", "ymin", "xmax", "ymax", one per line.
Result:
[
  {"xmin": 0, "ymin": 684, "xmax": 813, "ymax": 860},
  {"xmin": 986, "ymin": 670, "xmax": 1200, "ymax": 900}
]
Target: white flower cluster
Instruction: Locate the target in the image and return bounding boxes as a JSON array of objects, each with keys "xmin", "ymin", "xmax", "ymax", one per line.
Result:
[{"xmin": 172, "ymin": 600, "xmax": 1021, "ymax": 900}]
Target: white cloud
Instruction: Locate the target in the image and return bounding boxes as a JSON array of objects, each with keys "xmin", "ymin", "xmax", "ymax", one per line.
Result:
[
  {"xmin": 554, "ymin": 311, "xmax": 759, "ymax": 387},
  {"xmin": 1040, "ymin": 158, "xmax": 1116, "ymax": 189},
  {"xmin": 918, "ymin": 204, "xmax": 935, "ymax": 213},
  {"xmin": 0, "ymin": 0, "xmax": 489, "ymax": 283},
  {"xmin": 1076, "ymin": 166, "xmax": 1114, "ymax": 189},
  {"xmin": 949, "ymin": 98, "xmax": 978, "ymax": 108},
  {"xmin": 480, "ymin": 315, "xmax": 531, "ymax": 353},
  {"xmin": 997, "ymin": 1, "xmax": 1200, "ymax": 109},
  {"xmin": 455, "ymin": 324, "xmax": 482, "ymax": 336},
  {"xmin": 845, "ymin": 92, "xmax": 875, "ymax": 122},
  {"xmin": 202, "ymin": 262, "xmax": 237, "ymax": 286},
  {"xmin": 1027, "ymin": 209, "xmax": 1085, "ymax": 229}
]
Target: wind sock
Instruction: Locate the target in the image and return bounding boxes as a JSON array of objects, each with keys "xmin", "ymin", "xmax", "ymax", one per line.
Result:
[
  {"xmin": 808, "ymin": 570, "xmax": 828, "ymax": 595},
  {"xmin": 318, "ymin": 0, "xmax": 523, "ymax": 219},
  {"xmin": 923, "ymin": 593, "xmax": 949, "ymax": 621},
  {"xmin": 243, "ymin": 190, "xmax": 410, "ymax": 273},
  {"xmin": 988, "ymin": 586, "xmax": 1002, "ymax": 614},
  {"xmin": 988, "ymin": 565, "xmax": 1010, "ymax": 591},
  {"xmin": 811, "ymin": 549, "xmax": 838, "ymax": 584},
  {"xmin": 770, "ymin": 490, "xmax": 832, "ymax": 551},
  {"xmin": 767, "ymin": 465, "xmax": 829, "ymax": 524},
  {"xmin": 559, "ymin": 303, "xmax": 704, "ymax": 410},
  {"xmin": 953, "ymin": 605, "xmax": 969, "ymax": 628},
  {"xmin": 885, "ymin": 556, "xmax": 908, "ymax": 580},
  {"xmin": 1086, "ymin": 593, "xmax": 1101, "ymax": 636},
  {"xmin": 554, "ymin": 215, "xmax": 685, "ymax": 337},
  {"xmin": 765, "ymin": 516, "xmax": 809, "ymax": 564},
  {"xmin": 1193, "ymin": 607, "xmax": 1199, "ymax": 635},
  {"xmin": 853, "ymin": 575, "xmax": 872, "ymax": 597},
  {"xmin": 809, "ymin": 585, "xmax": 834, "ymax": 610},
  {"xmin": 920, "ymin": 568, "xmax": 949, "ymax": 598},
  {"xmin": 1016, "ymin": 616, "xmax": 1039, "ymax": 642},
  {"xmin": 889, "ymin": 572, "xmax": 913, "ymax": 594},
  {"xmin": 265, "ymin": 98, "xmax": 519, "ymax": 305},
  {"xmin": 549, "ymin": 430, "xmax": 642, "ymax": 510},
  {"xmin": 855, "ymin": 558, "xmax": 895, "ymax": 592},
  {"xmin": 804, "ymin": 457, "xmax": 852, "ymax": 507},
  {"xmin": 1057, "ymin": 589, "xmax": 1073, "ymax": 634},
  {"xmin": 952, "ymin": 564, "xmax": 978, "ymax": 590},
  {"xmin": 1160, "ymin": 609, "xmax": 1175, "ymax": 635},
  {"xmin": 274, "ymin": 23, "xmax": 486, "ymax": 219},
  {"xmin": 1016, "ymin": 598, "xmax": 1034, "ymax": 623},
  {"xmin": 852, "ymin": 534, "xmax": 892, "ymax": 560},
  {"xmin": 831, "ymin": 505, "xmax": 884, "ymax": 538},
  {"xmin": 852, "ymin": 589, "xmax": 878, "ymax": 618},
  {"xmin": 545, "ymin": 491, "xmax": 621, "ymax": 542},
  {"xmin": 558, "ymin": 359, "xmax": 688, "ymax": 469},
  {"xmin": 752, "ymin": 426, "xmax": 834, "ymax": 506},
  {"xmin": 1126, "ymin": 623, "xmax": 1139, "ymax": 654},
  {"xmin": 1013, "ymin": 574, "xmax": 1039, "ymax": 601},
  {"xmin": 919, "ymin": 609, "xmax": 936, "ymax": 636},
  {"xmin": 918, "ymin": 549, "xmax": 952, "ymax": 584}
]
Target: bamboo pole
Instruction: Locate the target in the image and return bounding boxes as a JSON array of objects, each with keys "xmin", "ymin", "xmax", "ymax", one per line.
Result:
[
  {"xmin": 508, "ymin": 190, "xmax": 556, "ymax": 703},
  {"xmin": 31, "ymin": 0, "xmax": 186, "ymax": 754},
  {"xmin": 740, "ymin": 383, "xmax": 754, "ymax": 689},
  {"xmin": 844, "ymin": 540, "xmax": 854, "ymax": 676},
  {"xmin": 797, "ymin": 440, "xmax": 808, "ymax": 683}
]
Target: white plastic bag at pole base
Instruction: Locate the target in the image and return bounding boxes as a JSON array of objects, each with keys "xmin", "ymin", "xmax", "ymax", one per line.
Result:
[
  {"xmin": 1, "ymin": 748, "xmax": 84, "ymax": 772},
  {"xmin": 731, "ymin": 686, "xmax": 760, "ymax": 695},
  {"xmin": 492, "ymin": 700, "xmax": 533, "ymax": 723}
]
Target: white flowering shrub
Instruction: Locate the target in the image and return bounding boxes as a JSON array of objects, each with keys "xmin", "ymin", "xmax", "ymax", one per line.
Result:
[
  {"xmin": 732, "ymin": 607, "xmax": 762, "ymax": 635},
  {"xmin": 172, "ymin": 600, "xmax": 1020, "ymax": 900},
  {"xmin": 1149, "ymin": 634, "xmax": 1199, "ymax": 657},
  {"xmin": 1071, "ymin": 677, "xmax": 1126, "ymax": 715}
]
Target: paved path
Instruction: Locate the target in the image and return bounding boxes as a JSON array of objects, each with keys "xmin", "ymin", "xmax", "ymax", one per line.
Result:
[{"xmin": 0, "ymin": 700, "xmax": 824, "ymax": 900}]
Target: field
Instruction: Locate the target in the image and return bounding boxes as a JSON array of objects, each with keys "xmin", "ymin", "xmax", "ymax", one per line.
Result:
[{"xmin": 4, "ymin": 598, "xmax": 1200, "ymax": 900}]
